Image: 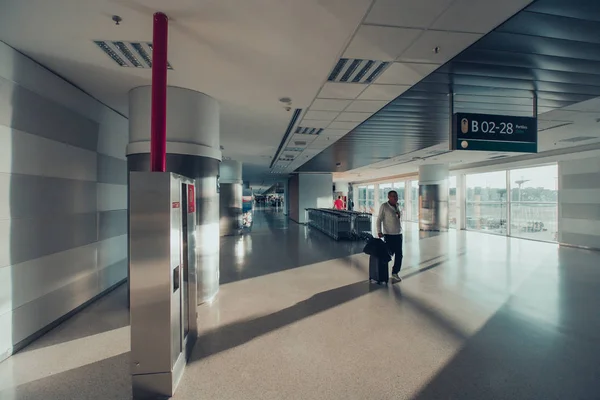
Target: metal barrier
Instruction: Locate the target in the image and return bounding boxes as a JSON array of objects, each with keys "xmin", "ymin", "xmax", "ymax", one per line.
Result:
[{"xmin": 305, "ymin": 208, "xmax": 372, "ymax": 240}]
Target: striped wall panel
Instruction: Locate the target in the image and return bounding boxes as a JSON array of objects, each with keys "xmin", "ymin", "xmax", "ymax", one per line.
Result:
[
  {"xmin": 558, "ymin": 157, "xmax": 600, "ymax": 250},
  {"xmin": 0, "ymin": 41, "xmax": 128, "ymax": 361}
]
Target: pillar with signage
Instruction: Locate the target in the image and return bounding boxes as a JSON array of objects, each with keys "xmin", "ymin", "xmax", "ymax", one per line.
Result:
[
  {"xmin": 418, "ymin": 164, "xmax": 449, "ymax": 232},
  {"xmin": 127, "ymin": 86, "xmax": 221, "ymax": 305}
]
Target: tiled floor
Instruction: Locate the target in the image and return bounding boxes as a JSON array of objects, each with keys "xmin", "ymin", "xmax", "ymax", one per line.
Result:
[{"xmin": 1, "ymin": 208, "xmax": 600, "ymax": 399}]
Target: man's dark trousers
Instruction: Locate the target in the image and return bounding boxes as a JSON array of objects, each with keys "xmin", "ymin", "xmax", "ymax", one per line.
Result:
[{"xmin": 384, "ymin": 234, "xmax": 403, "ymax": 274}]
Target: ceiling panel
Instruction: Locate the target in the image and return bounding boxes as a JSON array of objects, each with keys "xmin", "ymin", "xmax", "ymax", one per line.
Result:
[
  {"xmin": 335, "ymin": 112, "xmax": 372, "ymax": 122},
  {"xmin": 364, "ymin": 0, "xmax": 454, "ymax": 28},
  {"xmin": 398, "ymin": 30, "xmax": 482, "ymax": 63},
  {"xmin": 321, "ymin": 128, "xmax": 350, "ymax": 136},
  {"xmin": 375, "ymin": 62, "xmax": 440, "ymax": 85},
  {"xmin": 343, "ymin": 25, "xmax": 423, "ymax": 61},
  {"xmin": 303, "ymin": 110, "xmax": 340, "ymax": 121},
  {"xmin": 328, "ymin": 121, "xmax": 361, "ymax": 130},
  {"xmin": 299, "ymin": 0, "xmax": 600, "ymax": 172},
  {"xmin": 358, "ymin": 84, "xmax": 411, "ymax": 100},
  {"xmin": 432, "ymin": 0, "xmax": 533, "ymax": 33},
  {"xmin": 345, "ymin": 100, "xmax": 389, "ymax": 112},
  {"xmin": 310, "ymin": 98, "xmax": 352, "ymax": 111},
  {"xmin": 318, "ymin": 82, "xmax": 367, "ymax": 99}
]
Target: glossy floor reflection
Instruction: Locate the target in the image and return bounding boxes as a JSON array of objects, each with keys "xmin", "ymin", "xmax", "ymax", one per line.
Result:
[
  {"xmin": 219, "ymin": 207, "xmax": 365, "ymax": 284},
  {"xmin": 1, "ymin": 208, "xmax": 600, "ymax": 399}
]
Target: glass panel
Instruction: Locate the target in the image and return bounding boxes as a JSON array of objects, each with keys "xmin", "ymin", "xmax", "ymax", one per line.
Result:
[
  {"xmin": 466, "ymin": 171, "xmax": 507, "ymax": 235},
  {"xmin": 379, "ymin": 183, "xmax": 393, "ymax": 206},
  {"xmin": 358, "ymin": 186, "xmax": 367, "ymax": 212},
  {"xmin": 509, "ymin": 164, "xmax": 558, "ymax": 242},
  {"xmin": 392, "ymin": 182, "xmax": 406, "ymax": 213},
  {"xmin": 465, "ymin": 202, "xmax": 508, "ymax": 233},
  {"xmin": 448, "ymin": 176, "xmax": 457, "ymax": 229},
  {"xmin": 410, "ymin": 180, "xmax": 419, "ymax": 222},
  {"xmin": 366, "ymin": 185, "xmax": 375, "ymax": 214}
]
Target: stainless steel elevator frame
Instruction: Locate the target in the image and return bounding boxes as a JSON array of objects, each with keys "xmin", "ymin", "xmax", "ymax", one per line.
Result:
[{"xmin": 129, "ymin": 172, "xmax": 198, "ymax": 399}]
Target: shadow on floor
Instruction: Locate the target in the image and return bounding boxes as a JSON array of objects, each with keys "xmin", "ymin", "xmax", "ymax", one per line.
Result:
[
  {"xmin": 391, "ymin": 285, "xmax": 469, "ymax": 342},
  {"xmin": 190, "ymin": 280, "xmax": 383, "ymax": 364},
  {"xmin": 18, "ymin": 285, "xmax": 130, "ymax": 353},
  {"xmin": 3, "ymin": 353, "xmax": 131, "ymax": 400},
  {"xmin": 411, "ymin": 249, "xmax": 600, "ymax": 400}
]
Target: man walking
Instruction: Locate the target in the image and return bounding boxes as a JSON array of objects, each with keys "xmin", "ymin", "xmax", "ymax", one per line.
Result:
[{"xmin": 376, "ymin": 190, "xmax": 403, "ymax": 282}]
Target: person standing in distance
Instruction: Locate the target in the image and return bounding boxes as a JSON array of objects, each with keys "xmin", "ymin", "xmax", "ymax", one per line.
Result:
[
  {"xmin": 333, "ymin": 196, "xmax": 344, "ymax": 210},
  {"xmin": 376, "ymin": 190, "xmax": 403, "ymax": 282}
]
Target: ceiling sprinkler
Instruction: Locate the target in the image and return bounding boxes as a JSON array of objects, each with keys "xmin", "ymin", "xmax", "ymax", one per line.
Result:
[{"xmin": 112, "ymin": 15, "xmax": 123, "ymax": 25}]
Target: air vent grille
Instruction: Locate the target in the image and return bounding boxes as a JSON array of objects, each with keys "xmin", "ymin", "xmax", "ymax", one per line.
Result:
[
  {"xmin": 94, "ymin": 41, "xmax": 174, "ymax": 69},
  {"xmin": 294, "ymin": 141, "xmax": 308, "ymax": 146},
  {"xmin": 559, "ymin": 136, "xmax": 596, "ymax": 143},
  {"xmin": 328, "ymin": 58, "xmax": 389, "ymax": 83},
  {"xmin": 295, "ymin": 127, "xmax": 323, "ymax": 135},
  {"xmin": 285, "ymin": 147, "xmax": 304, "ymax": 152}
]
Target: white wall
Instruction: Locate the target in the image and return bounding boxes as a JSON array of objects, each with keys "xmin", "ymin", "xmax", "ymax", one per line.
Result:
[
  {"xmin": 558, "ymin": 157, "xmax": 600, "ymax": 250},
  {"xmin": 298, "ymin": 173, "xmax": 333, "ymax": 223},
  {"xmin": 0, "ymin": 41, "xmax": 128, "ymax": 361}
]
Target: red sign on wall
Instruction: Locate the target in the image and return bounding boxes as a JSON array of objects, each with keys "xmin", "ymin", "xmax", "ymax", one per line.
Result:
[
  {"xmin": 172, "ymin": 202, "xmax": 180, "ymax": 209},
  {"xmin": 188, "ymin": 185, "xmax": 196, "ymax": 213}
]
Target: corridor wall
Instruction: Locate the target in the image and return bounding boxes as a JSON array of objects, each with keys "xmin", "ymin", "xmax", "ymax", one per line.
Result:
[
  {"xmin": 0, "ymin": 41, "xmax": 128, "ymax": 361},
  {"xmin": 559, "ymin": 157, "xmax": 600, "ymax": 250}
]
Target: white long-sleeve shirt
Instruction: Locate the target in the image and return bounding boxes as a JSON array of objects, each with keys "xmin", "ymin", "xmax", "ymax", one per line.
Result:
[{"xmin": 376, "ymin": 202, "xmax": 403, "ymax": 235}]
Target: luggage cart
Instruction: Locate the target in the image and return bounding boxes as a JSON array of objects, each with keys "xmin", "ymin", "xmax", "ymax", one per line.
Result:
[
  {"xmin": 305, "ymin": 209, "xmax": 372, "ymax": 241},
  {"xmin": 353, "ymin": 212, "xmax": 373, "ymax": 239}
]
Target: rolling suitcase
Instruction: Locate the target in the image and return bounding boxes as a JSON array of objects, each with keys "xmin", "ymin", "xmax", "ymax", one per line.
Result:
[{"xmin": 369, "ymin": 255, "xmax": 389, "ymax": 284}]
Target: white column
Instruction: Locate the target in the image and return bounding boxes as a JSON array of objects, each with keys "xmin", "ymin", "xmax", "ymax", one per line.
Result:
[
  {"xmin": 219, "ymin": 160, "xmax": 243, "ymax": 236},
  {"xmin": 418, "ymin": 164, "xmax": 450, "ymax": 231},
  {"xmin": 220, "ymin": 160, "xmax": 242, "ymax": 184},
  {"xmin": 127, "ymin": 86, "xmax": 221, "ymax": 304},
  {"xmin": 128, "ymin": 86, "xmax": 221, "ymax": 160}
]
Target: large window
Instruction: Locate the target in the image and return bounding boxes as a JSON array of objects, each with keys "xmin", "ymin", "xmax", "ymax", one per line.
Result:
[
  {"xmin": 393, "ymin": 181, "xmax": 406, "ymax": 216},
  {"xmin": 466, "ymin": 171, "xmax": 508, "ymax": 235},
  {"xmin": 366, "ymin": 185, "xmax": 375, "ymax": 213},
  {"xmin": 449, "ymin": 176, "xmax": 457, "ymax": 229},
  {"xmin": 410, "ymin": 180, "xmax": 419, "ymax": 222},
  {"xmin": 379, "ymin": 183, "xmax": 393, "ymax": 207},
  {"xmin": 509, "ymin": 165, "xmax": 558, "ymax": 242},
  {"xmin": 357, "ymin": 186, "xmax": 367, "ymax": 212}
]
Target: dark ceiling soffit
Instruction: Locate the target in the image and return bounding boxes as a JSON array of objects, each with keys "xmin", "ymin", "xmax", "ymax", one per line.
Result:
[
  {"xmin": 270, "ymin": 108, "xmax": 302, "ymax": 169},
  {"xmin": 298, "ymin": 0, "xmax": 600, "ymax": 173}
]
